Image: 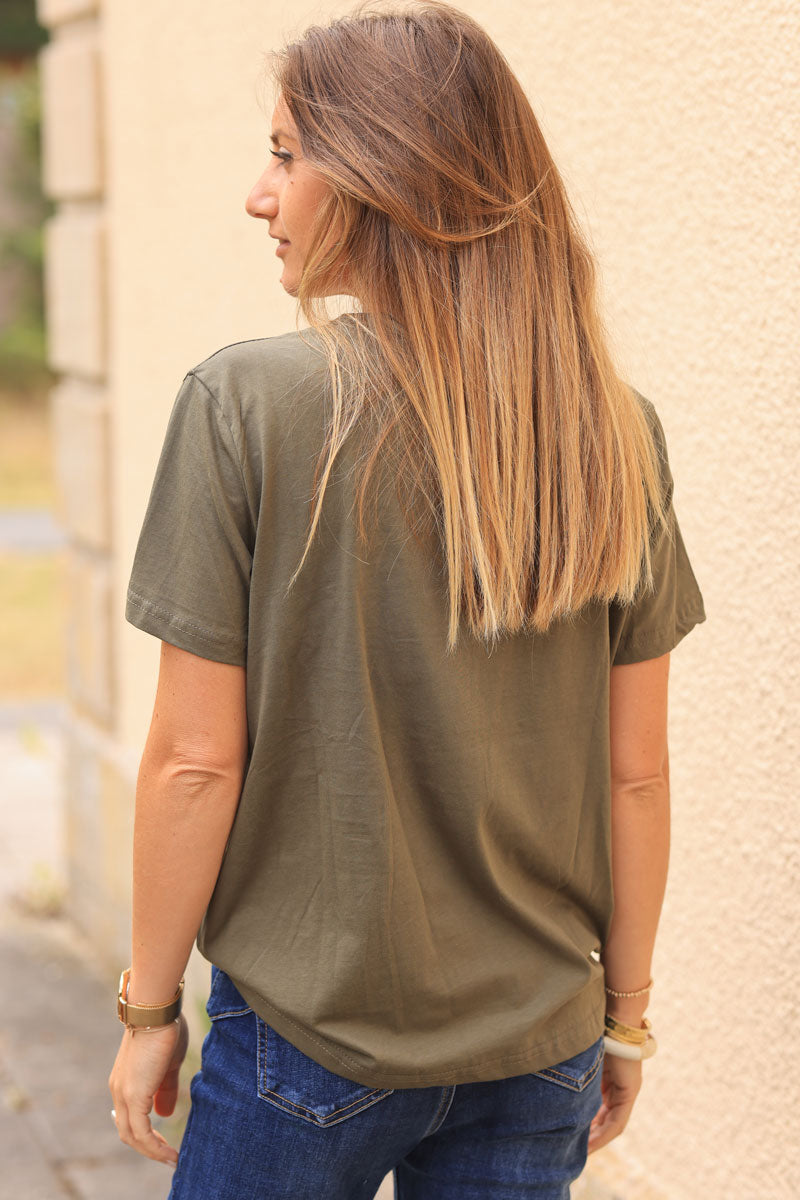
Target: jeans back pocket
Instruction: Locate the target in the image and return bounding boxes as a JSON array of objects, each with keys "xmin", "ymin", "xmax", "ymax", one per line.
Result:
[
  {"xmin": 256, "ymin": 1018, "xmax": 394, "ymax": 1127},
  {"xmin": 531, "ymin": 1034, "xmax": 605, "ymax": 1092}
]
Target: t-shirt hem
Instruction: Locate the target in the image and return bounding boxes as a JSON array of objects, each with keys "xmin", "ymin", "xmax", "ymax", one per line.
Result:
[
  {"xmin": 231, "ymin": 976, "xmax": 606, "ymax": 1089},
  {"xmin": 125, "ymin": 588, "xmax": 247, "ymax": 666}
]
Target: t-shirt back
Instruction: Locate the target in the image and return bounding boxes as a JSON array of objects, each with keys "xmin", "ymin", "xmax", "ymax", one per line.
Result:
[{"xmin": 125, "ymin": 320, "xmax": 706, "ymax": 1087}]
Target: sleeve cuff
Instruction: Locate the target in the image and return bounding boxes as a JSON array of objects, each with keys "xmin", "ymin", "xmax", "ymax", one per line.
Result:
[{"xmin": 125, "ymin": 589, "xmax": 247, "ymax": 667}]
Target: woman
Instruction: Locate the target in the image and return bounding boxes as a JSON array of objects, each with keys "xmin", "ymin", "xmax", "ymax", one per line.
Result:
[{"xmin": 109, "ymin": 2, "xmax": 706, "ymax": 1196}]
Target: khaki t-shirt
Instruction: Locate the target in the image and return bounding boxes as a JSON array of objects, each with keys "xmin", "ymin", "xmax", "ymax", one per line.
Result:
[{"xmin": 125, "ymin": 318, "xmax": 706, "ymax": 1087}]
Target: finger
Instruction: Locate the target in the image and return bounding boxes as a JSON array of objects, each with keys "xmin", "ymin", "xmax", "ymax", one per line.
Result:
[
  {"xmin": 588, "ymin": 1103, "xmax": 609, "ymax": 1135},
  {"xmin": 586, "ymin": 1110, "xmax": 609, "ymax": 1155},
  {"xmin": 587, "ymin": 1103, "xmax": 633, "ymax": 1154},
  {"xmin": 155, "ymin": 1017, "xmax": 189, "ymax": 1116},
  {"xmin": 130, "ymin": 1122, "xmax": 179, "ymax": 1165},
  {"xmin": 145, "ymin": 1126, "xmax": 180, "ymax": 1165},
  {"xmin": 154, "ymin": 1045, "xmax": 185, "ymax": 1116},
  {"xmin": 127, "ymin": 1098, "xmax": 179, "ymax": 1165},
  {"xmin": 154, "ymin": 1071, "xmax": 179, "ymax": 1117},
  {"xmin": 112, "ymin": 1101, "xmax": 136, "ymax": 1156},
  {"xmin": 588, "ymin": 1122, "xmax": 615, "ymax": 1154}
]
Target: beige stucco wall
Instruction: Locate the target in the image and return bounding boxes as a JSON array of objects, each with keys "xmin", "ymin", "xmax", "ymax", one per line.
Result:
[{"xmin": 41, "ymin": 0, "xmax": 798, "ymax": 1196}]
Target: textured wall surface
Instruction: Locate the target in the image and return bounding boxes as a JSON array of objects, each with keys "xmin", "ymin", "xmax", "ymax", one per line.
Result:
[{"xmin": 103, "ymin": 2, "xmax": 798, "ymax": 1196}]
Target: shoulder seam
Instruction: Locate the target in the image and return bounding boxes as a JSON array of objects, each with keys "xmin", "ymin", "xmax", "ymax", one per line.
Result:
[
  {"xmin": 190, "ymin": 328, "xmax": 316, "ymax": 371},
  {"xmin": 184, "ymin": 371, "xmax": 253, "ymax": 521},
  {"xmin": 193, "ymin": 335, "xmax": 280, "ymax": 366}
]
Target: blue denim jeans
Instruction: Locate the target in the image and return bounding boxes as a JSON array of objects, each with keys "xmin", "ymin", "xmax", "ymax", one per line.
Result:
[{"xmin": 167, "ymin": 966, "xmax": 603, "ymax": 1199}]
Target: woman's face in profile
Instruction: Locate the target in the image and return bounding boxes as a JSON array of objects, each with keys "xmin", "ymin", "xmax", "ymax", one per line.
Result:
[{"xmin": 245, "ymin": 95, "xmax": 338, "ymax": 297}]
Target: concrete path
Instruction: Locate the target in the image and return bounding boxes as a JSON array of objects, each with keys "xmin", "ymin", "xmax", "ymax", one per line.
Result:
[
  {"xmin": 0, "ymin": 708, "xmax": 172, "ymax": 1198},
  {"xmin": 0, "ymin": 909, "xmax": 176, "ymax": 1199}
]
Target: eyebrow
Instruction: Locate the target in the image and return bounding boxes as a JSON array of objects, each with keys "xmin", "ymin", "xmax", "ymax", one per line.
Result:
[{"xmin": 270, "ymin": 128, "xmax": 298, "ymax": 144}]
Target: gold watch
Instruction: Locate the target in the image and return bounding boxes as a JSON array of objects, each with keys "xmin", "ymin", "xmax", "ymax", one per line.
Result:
[{"xmin": 117, "ymin": 967, "xmax": 184, "ymax": 1030}]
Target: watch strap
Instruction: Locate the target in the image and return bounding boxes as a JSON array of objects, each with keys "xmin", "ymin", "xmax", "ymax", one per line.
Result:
[{"xmin": 117, "ymin": 967, "xmax": 184, "ymax": 1028}]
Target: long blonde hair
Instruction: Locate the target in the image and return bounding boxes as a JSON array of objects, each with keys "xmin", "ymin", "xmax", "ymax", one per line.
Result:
[{"xmin": 267, "ymin": 0, "xmax": 671, "ymax": 653}]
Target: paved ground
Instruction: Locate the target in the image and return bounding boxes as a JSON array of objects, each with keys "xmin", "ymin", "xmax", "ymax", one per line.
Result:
[
  {"xmin": 0, "ymin": 908, "xmax": 177, "ymax": 1199},
  {"xmin": 0, "ymin": 709, "xmax": 174, "ymax": 1199}
]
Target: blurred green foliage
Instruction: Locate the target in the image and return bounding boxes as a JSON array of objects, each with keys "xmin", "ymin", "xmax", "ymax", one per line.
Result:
[{"xmin": 1, "ymin": 55, "xmax": 55, "ymax": 394}]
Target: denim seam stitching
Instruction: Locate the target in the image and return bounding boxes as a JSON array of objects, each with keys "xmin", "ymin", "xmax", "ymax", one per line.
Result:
[
  {"xmin": 209, "ymin": 1005, "xmax": 252, "ymax": 1020},
  {"xmin": 532, "ymin": 1042, "xmax": 604, "ymax": 1092},
  {"xmin": 256, "ymin": 1017, "xmax": 392, "ymax": 1123},
  {"xmin": 422, "ymin": 1086, "xmax": 456, "ymax": 1138},
  {"xmin": 258, "ymin": 1085, "xmax": 392, "ymax": 1124}
]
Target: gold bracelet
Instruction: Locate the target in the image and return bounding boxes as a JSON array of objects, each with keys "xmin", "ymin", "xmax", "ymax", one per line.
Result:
[
  {"xmin": 604, "ymin": 1014, "xmax": 652, "ymax": 1045},
  {"xmin": 604, "ymin": 977, "xmax": 653, "ymax": 998}
]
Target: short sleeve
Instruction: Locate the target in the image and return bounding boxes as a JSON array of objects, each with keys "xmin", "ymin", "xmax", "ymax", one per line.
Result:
[
  {"xmin": 125, "ymin": 370, "xmax": 255, "ymax": 665},
  {"xmin": 608, "ymin": 403, "xmax": 706, "ymax": 665}
]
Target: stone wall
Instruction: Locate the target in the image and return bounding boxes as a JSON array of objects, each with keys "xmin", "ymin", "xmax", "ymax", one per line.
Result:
[{"xmin": 37, "ymin": 0, "xmax": 119, "ymax": 952}]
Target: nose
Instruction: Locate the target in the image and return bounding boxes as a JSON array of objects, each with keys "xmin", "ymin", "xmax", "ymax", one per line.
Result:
[{"xmin": 245, "ymin": 167, "xmax": 279, "ymax": 220}]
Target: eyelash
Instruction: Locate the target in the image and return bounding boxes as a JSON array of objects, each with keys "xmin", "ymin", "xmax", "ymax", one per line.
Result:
[{"xmin": 269, "ymin": 148, "xmax": 293, "ymax": 166}]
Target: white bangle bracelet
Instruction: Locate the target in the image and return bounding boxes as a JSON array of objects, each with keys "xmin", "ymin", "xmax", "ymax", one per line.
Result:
[{"xmin": 603, "ymin": 1033, "xmax": 658, "ymax": 1060}]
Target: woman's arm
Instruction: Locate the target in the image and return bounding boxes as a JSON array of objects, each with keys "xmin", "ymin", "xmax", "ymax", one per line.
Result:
[
  {"xmin": 128, "ymin": 641, "xmax": 248, "ymax": 1003},
  {"xmin": 589, "ymin": 651, "xmax": 671, "ymax": 1154},
  {"xmin": 109, "ymin": 640, "xmax": 249, "ymax": 1164}
]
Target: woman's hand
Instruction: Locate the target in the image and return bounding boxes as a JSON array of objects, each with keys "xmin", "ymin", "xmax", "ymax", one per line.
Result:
[
  {"xmin": 108, "ymin": 1013, "xmax": 189, "ymax": 1165},
  {"xmin": 586, "ymin": 1051, "xmax": 642, "ymax": 1154}
]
